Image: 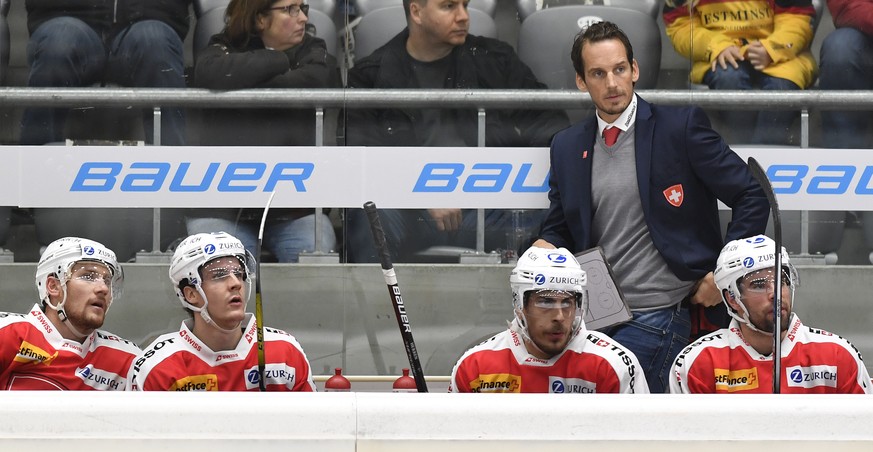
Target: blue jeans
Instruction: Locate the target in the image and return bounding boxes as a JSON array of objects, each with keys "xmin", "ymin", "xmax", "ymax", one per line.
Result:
[
  {"xmin": 819, "ymin": 27, "xmax": 873, "ymax": 149},
  {"xmin": 703, "ymin": 61, "xmax": 799, "ymax": 145},
  {"xmin": 345, "ymin": 208, "xmax": 543, "ymax": 263},
  {"xmin": 819, "ymin": 28, "xmax": 873, "ymax": 251},
  {"xmin": 601, "ymin": 304, "xmax": 691, "ymax": 393},
  {"xmin": 21, "ymin": 18, "xmax": 186, "ymax": 145},
  {"xmin": 186, "ymin": 213, "xmax": 337, "ymax": 263}
]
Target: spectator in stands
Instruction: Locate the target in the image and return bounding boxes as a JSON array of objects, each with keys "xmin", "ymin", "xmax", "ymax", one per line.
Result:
[
  {"xmin": 820, "ymin": 0, "xmax": 873, "ymax": 149},
  {"xmin": 343, "ymin": 0, "xmax": 569, "ymax": 263},
  {"xmin": 189, "ymin": 0, "xmax": 339, "ymax": 263},
  {"xmin": 663, "ymin": 0, "xmax": 818, "ymax": 144},
  {"xmin": 20, "ymin": 0, "xmax": 190, "ymax": 145},
  {"xmin": 670, "ymin": 234, "xmax": 872, "ymax": 394},
  {"xmin": 449, "ymin": 246, "xmax": 647, "ymax": 393},
  {"xmin": 535, "ymin": 21, "xmax": 769, "ymax": 393},
  {"xmin": 818, "ymin": 0, "xmax": 873, "ymax": 263},
  {"xmin": 0, "ymin": 237, "xmax": 140, "ymax": 390},
  {"xmin": 128, "ymin": 232, "xmax": 316, "ymax": 391}
]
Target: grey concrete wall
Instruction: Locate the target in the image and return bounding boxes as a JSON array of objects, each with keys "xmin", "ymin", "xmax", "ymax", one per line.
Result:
[{"xmin": 2, "ymin": 263, "xmax": 871, "ymax": 377}]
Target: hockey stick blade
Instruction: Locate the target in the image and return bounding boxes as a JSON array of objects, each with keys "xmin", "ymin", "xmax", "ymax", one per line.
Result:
[
  {"xmin": 747, "ymin": 157, "xmax": 783, "ymax": 394},
  {"xmin": 363, "ymin": 201, "xmax": 429, "ymax": 392}
]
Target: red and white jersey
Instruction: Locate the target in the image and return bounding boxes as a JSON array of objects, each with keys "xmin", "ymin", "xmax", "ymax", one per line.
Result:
[
  {"xmin": 0, "ymin": 305, "xmax": 140, "ymax": 390},
  {"xmin": 670, "ymin": 315, "xmax": 872, "ymax": 394},
  {"xmin": 128, "ymin": 314, "xmax": 315, "ymax": 391},
  {"xmin": 449, "ymin": 320, "xmax": 648, "ymax": 393}
]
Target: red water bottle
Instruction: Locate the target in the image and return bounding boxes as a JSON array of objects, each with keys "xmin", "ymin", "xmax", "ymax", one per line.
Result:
[
  {"xmin": 324, "ymin": 367, "xmax": 351, "ymax": 392},
  {"xmin": 393, "ymin": 368, "xmax": 417, "ymax": 392}
]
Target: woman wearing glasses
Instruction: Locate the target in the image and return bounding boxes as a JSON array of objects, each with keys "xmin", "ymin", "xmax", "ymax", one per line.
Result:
[{"xmin": 189, "ymin": 0, "xmax": 338, "ymax": 263}]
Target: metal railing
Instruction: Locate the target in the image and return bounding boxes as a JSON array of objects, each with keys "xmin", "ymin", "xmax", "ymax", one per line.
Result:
[{"xmin": 2, "ymin": 87, "xmax": 870, "ymax": 261}]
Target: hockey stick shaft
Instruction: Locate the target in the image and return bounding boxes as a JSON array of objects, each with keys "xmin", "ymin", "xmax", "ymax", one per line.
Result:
[
  {"xmin": 363, "ymin": 201, "xmax": 429, "ymax": 392},
  {"xmin": 748, "ymin": 157, "xmax": 782, "ymax": 394},
  {"xmin": 254, "ymin": 191, "xmax": 277, "ymax": 391}
]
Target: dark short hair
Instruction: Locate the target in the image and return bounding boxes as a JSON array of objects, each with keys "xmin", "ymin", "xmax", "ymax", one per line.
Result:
[
  {"xmin": 570, "ymin": 21, "xmax": 634, "ymax": 80},
  {"xmin": 402, "ymin": 0, "xmax": 427, "ymax": 20}
]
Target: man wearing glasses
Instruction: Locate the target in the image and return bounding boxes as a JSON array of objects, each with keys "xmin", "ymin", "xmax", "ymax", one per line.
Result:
[
  {"xmin": 128, "ymin": 232, "xmax": 316, "ymax": 391},
  {"xmin": 449, "ymin": 246, "xmax": 647, "ymax": 393},
  {"xmin": 670, "ymin": 235, "xmax": 872, "ymax": 394},
  {"xmin": 0, "ymin": 237, "xmax": 140, "ymax": 390}
]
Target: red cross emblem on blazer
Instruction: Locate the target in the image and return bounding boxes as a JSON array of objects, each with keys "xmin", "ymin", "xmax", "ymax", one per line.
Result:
[{"xmin": 663, "ymin": 184, "xmax": 684, "ymax": 207}]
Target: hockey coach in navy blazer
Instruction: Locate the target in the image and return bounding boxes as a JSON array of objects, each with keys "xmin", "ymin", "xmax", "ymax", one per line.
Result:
[
  {"xmin": 539, "ymin": 98, "xmax": 768, "ymax": 279},
  {"xmin": 534, "ymin": 21, "xmax": 769, "ymax": 393}
]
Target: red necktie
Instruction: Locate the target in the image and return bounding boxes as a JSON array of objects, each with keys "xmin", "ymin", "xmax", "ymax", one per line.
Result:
[{"xmin": 603, "ymin": 126, "xmax": 620, "ymax": 146}]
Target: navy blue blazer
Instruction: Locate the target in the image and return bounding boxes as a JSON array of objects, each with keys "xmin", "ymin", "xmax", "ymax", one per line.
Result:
[{"xmin": 539, "ymin": 96, "xmax": 769, "ymax": 281}]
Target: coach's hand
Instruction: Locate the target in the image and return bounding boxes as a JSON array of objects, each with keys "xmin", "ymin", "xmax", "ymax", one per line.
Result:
[
  {"xmin": 690, "ymin": 272, "xmax": 722, "ymax": 307},
  {"xmin": 531, "ymin": 239, "xmax": 556, "ymax": 249}
]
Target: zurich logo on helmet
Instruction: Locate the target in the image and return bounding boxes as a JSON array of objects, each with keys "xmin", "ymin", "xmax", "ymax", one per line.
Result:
[
  {"xmin": 547, "ymin": 253, "xmax": 567, "ymax": 263},
  {"xmin": 743, "ymin": 257, "xmax": 755, "ymax": 268},
  {"xmin": 534, "ymin": 274, "xmax": 546, "ymax": 285},
  {"xmin": 746, "ymin": 237, "xmax": 766, "ymax": 244},
  {"xmin": 83, "ymin": 246, "xmax": 95, "ymax": 256},
  {"xmin": 204, "ymin": 244, "xmax": 216, "ymax": 255}
]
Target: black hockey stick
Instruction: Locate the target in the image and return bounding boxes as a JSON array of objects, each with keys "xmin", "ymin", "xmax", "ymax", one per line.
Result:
[
  {"xmin": 254, "ymin": 191, "xmax": 277, "ymax": 391},
  {"xmin": 748, "ymin": 157, "xmax": 782, "ymax": 394},
  {"xmin": 363, "ymin": 201, "xmax": 429, "ymax": 392}
]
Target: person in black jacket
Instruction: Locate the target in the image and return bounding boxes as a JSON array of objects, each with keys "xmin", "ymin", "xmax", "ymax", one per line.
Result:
[
  {"xmin": 343, "ymin": 0, "xmax": 569, "ymax": 263},
  {"xmin": 20, "ymin": 0, "xmax": 191, "ymax": 145},
  {"xmin": 188, "ymin": 0, "xmax": 339, "ymax": 263}
]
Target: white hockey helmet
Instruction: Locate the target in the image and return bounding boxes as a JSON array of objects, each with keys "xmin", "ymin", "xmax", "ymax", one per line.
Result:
[
  {"xmin": 510, "ymin": 246, "xmax": 588, "ymax": 338},
  {"xmin": 169, "ymin": 232, "xmax": 254, "ymax": 329},
  {"xmin": 35, "ymin": 237, "xmax": 123, "ymax": 338},
  {"xmin": 36, "ymin": 236, "xmax": 123, "ymax": 307},
  {"xmin": 714, "ymin": 235, "xmax": 798, "ymax": 331}
]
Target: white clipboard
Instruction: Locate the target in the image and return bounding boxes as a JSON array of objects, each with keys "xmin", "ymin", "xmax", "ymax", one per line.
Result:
[{"xmin": 575, "ymin": 247, "xmax": 632, "ymax": 330}]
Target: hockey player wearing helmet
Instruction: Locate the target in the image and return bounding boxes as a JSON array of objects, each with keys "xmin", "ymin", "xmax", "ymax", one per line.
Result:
[
  {"xmin": 669, "ymin": 235, "xmax": 872, "ymax": 394},
  {"xmin": 0, "ymin": 237, "xmax": 140, "ymax": 390},
  {"xmin": 127, "ymin": 232, "xmax": 315, "ymax": 391},
  {"xmin": 449, "ymin": 246, "xmax": 648, "ymax": 393}
]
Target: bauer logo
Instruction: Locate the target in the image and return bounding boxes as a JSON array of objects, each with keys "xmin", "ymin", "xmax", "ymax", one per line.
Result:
[
  {"xmin": 743, "ymin": 257, "xmax": 755, "ymax": 268},
  {"xmin": 787, "ymin": 365, "xmax": 838, "ymax": 389},
  {"xmin": 69, "ymin": 162, "xmax": 314, "ymax": 192},
  {"xmin": 412, "ymin": 163, "xmax": 548, "ymax": 193},
  {"xmin": 534, "ymin": 274, "xmax": 546, "ymax": 285},
  {"xmin": 549, "ymin": 377, "xmax": 596, "ymax": 393},
  {"xmin": 766, "ymin": 164, "xmax": 873, "ymax": 195}
]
